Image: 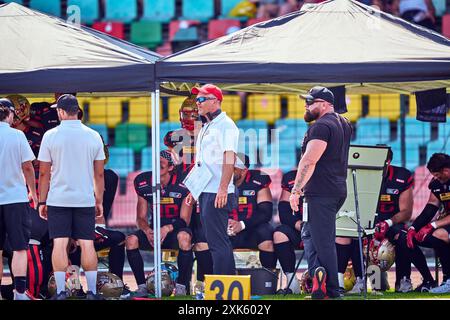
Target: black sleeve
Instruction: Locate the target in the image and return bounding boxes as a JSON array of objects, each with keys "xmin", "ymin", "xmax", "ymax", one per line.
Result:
[
  {"xmin": 412, "ymin": 204, "xmax": 439, "ymax": 230},
  {"xmin": 258, "ymin": 172, "xmax": 272, "ymax": 189},
  {"xmin": 244, "ymin": 201, "xmax": 273, "ymax": 230},
  {"xmin": 134, "ymin": 171, "xmax": 151, "ymax": 198},
  {"xmin": 278, "ymin": 201, "xmax": 301, "ymax": 228},
  {"xmin": 307, "ymin": 123, "xmax": 331, "ymax": 143}
]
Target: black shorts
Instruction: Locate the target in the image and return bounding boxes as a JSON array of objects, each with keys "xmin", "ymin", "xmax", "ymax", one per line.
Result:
[
  {"xmin": 132, "ymin": 226, "xmax": 192, "ymax": 251},
  {"xmin": 30, "ymin": 208, "xmax": 48, "ymax": 242},
  {"xmin": 47, "ymin": 206, "xmax": 95, "ymax": 240},
  {"xmin": 275, "ymin": 224, "xmax": 302, "ymax": 248},
  {"xmin": 190, "ymin": 213, "xmax": 208, "ymax": 244},
  {"xmin": 0, "ymin": 202, "xmax": 31, "ymax": 251},
  {"xmin": 94, "ymin": 226, "xmax": 126, "ymax": 251},
  {"xmin": 230, "ymin": 222, "xmax": 274, "ymax": 249}
]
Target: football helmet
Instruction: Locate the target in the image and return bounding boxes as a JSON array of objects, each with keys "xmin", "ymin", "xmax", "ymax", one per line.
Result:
[
  {"xmin": 146, "ymin": 270, "xmax": 175, "ymax": 297},
  {"xmin": 343, "ymin": 262, "xmax": 356, "ymax": 291},
  {"xmin": 161, "ymin": 262, "xmax": 179, "ymax": 282},
  {"xmin": 6, "ymin": 94, "xmax": 30, "ymax": 125},
  {"xmin": 96, "ymin": 272, "xmax": 124, "ymax": 298},
  {"xmin": 179, "ymin": 95, "xmax": 199, "ymax": 131},
  {"xmin": 47, "ymin": 265, "xmax": 81, "ymax": 297},
  {"xmin": 368, "ymin": 238, "xmax": 395, "ymax": 272}
]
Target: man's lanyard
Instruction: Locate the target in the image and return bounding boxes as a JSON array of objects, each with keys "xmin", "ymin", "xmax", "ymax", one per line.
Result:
[{"xmin": 197, "ymin": 121, "xmax": 213, "ymax": 167}]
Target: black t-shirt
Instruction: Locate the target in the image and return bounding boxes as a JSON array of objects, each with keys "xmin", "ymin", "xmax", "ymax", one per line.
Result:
[
  {"xmin": 134, "ymin": 171, "xmax": 189, "ymax": 226},
  {"xmin": 300, "ymin": 112, "xmax": 352, "ymax": 197},
  {"xmin": 230, "ymin": 169, "xmax": 271, "ymax": 222},
  {"xmin": 23, "ymin": 125, "xmax": 44, "ymax": 158},
  {"xmin": 30, "ymin": 102, "xmax": 59, "ymax": 132},
  {"xmin": 375, "ymin": 165, "xmax": 413, "ymax": 223}
]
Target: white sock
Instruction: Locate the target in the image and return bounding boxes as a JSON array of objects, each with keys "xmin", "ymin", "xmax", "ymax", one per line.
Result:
[
  {"xmin": 85, "ymin": 271, "xmax": 97, "ymax": 294},
  {"xmin": 55, "ymin": 271, "xmax": 66, "ymax": 294},
  {"xmin": 286, "ymin": 272, "xmax": 300, "ymax": 294},
  {"xmin": 338, "ymin": 272, "xmax": 344, "ymax": 288}
]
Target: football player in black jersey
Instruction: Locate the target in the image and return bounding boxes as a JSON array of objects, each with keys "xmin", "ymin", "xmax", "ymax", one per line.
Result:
[
  {"xmin": 406, "ymin": 153, "xmax": 450, "ymax": 293},
  {"xmin": 126, "ymin": 150, "xmax": 194, "ymax": 296},
  {"xmin": 335, "ymin": 148, "xmax": 421, "ymax": 293},
  {"xmin": 228, "ymin": 153, "xmax": 276, "ymax": 270},
  {"xmin": 273, "ymin": 169, "xmax": 303, "ymax": 294}
]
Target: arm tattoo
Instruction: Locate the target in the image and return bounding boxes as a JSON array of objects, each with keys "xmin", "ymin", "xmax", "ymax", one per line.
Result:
[{"xmin": 294, "ymin": 164, "xmax": 310, "ymax": 191}]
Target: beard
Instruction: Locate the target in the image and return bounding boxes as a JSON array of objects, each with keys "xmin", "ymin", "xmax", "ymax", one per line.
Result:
[{"xmin": 304, "ymin": 109, "xmax": 319, "ymax": 122}]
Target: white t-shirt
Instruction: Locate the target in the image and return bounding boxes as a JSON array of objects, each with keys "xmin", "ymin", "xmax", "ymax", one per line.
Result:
[
  {"xmin": 196, "ymin": 112, "xmax": 239, "ymax": 194},
  {"xmin": 0, "ymin": 122, "xmax": 35, "ymax": 205},
  {"xmin": 38, "ymin": 120, "xmax": 105, "ymax": 207}
]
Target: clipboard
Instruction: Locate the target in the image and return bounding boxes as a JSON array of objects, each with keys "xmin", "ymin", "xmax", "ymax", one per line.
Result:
[{"xmin": 183, "ymin": 164, "xmax": 213, "ymax": 201}]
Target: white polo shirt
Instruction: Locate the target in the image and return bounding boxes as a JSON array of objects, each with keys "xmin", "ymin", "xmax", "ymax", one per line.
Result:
[
  {"xmin": 196, "ymin": 112, "xmax": 239, "ymax": 194},
  {"xmin": 0, "ymin": 122, "xmax": 35, "ymax": 205},
  {"xmin": 38, "ymin": 120, "xmax": 105, "ymax": 207}
]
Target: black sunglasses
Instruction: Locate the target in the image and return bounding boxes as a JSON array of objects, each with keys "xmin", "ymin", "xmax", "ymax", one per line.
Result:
[
  {"xmin": 305, "ymin": 98, "xmax": 326, "ymax": 106},
  {"xmin": 196, "ymin": 97, "xmax": 216, "ymax": 104}
]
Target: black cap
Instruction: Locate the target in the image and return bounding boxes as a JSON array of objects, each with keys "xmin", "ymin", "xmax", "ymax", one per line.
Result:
[
  {"xmin": 0, "ymin": 98, "xmax": 15, "ymax": 112},
  {"xmin": 300, "ymin": 86, "xmax": 335, "ymax": 105},
  {"xmin": 51, "ymin": 94, "xmax": 79, "ymax": 113}
]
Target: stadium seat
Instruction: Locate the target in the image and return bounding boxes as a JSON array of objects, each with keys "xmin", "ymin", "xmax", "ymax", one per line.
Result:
[
  {"xmin": 130, "ymin": 21, "xmax": 163, "ymax": 49},
  {"xmin": 277, "ymin": 140, "xmax": 298, "ymax": 172},
  {"xmin": 401, "ymin": 117, "xmax": 431, "ymax": 144},
  {"xmin": 181, "ymin": 0, "xmax": 214, "ymax": 22},
  {"xmin": 169, "ymin": 20, "xmax": 201, "ymax": 41},
  {"xmin": 221, "ymin": 94, "xmax": 242, "ymax": 121},
  {"xmin": 106, "ymin": 147, "xmax": 135, "ymax": 178},
  {"xmin": 87, "ymin": 123, "xmax": 108, "ymax": 144},
  {"xmin": 354, "ymin": 117, "xmax": 390, "ymax": 144},
  {"xmin": 275, "ymin": 118, "xmax": 308, "ymax": 148},
  {"xmin": 412, "ymin": 166, "xmax": 433, "ymax": 220},
  {"xmin": 220, "ymin": 0, "xmax": 242, "ymax": 17},
  {"xmin": 407, "ymin": 94, "xmax": 417, "ymax": 117},
  {"xmin": 128, "ymin": 97, "xmax": 163, "ymax": 126},
  {"xmin": 142, "ymin": 0, "xmax": 175, "ymax": 22},
  {"xmin": 344, "ymin": 94, "xmax": 363, "ymax": 122},
  {"xmin": 368, "ymin": 94, "xmax": 401, "ymax": 121},
  {"xmin": 247, "ymin": 17, "xmax": 269, "ymax": 26},
  {"xmin": 4, "ymin": 0, "xmax": 23, "ymax": 4},
  {"xmin": 115, "ymin": 123, "xmax": 148, "ymax": 152},
  {"xmin": 104, "ymin": 0, "xmax": 137, "ymax": 23},
  {"xmin": 237, "ymin": 120, "xmax": 268, "ymax": 168},
  {"xmin": 389, "ymin": 140, "xmax": 420, "ymax": 171},
  {"xmin": 286, "ymin": 95, "xmax": 305, "ymax": 119},
  {"xmin": 140, "ymin": 146, "xmax": 153, "ymax": 171},
  {"xmin": 29, "ymin": 0, "xmax": 61, "ymax": 17},
  {"xmin": 87, "ymin": 97, "xmax": 123, "ymax": 128},
  {"xmin": 442, "ymin": 14, "xmax": 450, "ymax": 38},
  {"xmin": 108, "ymin": 171, "xmax": 140, "ymax": 228},
  {"xmin": 433, "ymin": 0, "xmax": 446, "ymax": 16},
  {"xmin": 92, "ymin": 22, "xmax": 125, "ymax": 39},
  {"xmin": 67, "ymin": 0, "xmax": 99, "ymax": 24},
  {"xmin": 426, "ymin": 140, "xmax": 450, "ymax": 158},
  {"xmin": 438, "ymin": 121, "xmax": 450, "ymax": 140},
  {"xmin": 155, "ymin": 41, "xmax": 173, "ymax": 57},
  {"xmin": 168, "ymin": 96, "xmax": 185, "ymax": 123},
  {"xmin": 208, "ymin": 19, "xmax": 241, "ymax": 40},
  {"xmin": 247, "ymin": 94, "xmax": 281, "ymax": 124}
]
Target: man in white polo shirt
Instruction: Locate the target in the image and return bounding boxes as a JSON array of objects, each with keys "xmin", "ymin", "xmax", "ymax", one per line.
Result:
[
  {"xmin": 0, "ymin": 98, "xmax": 38, "ymax": 300},
  {"xmin": 37, "ymin": 94, "xmax": 105, "ymax": 300},
  {"xmin": 192, "ymin": 84, "xmax": 239, "ymax": 275}
]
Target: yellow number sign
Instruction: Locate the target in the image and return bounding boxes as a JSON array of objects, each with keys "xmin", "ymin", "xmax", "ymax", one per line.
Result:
[{"xmin": 204, "ymin": 275, "xmax": 251, "ymax": 300}]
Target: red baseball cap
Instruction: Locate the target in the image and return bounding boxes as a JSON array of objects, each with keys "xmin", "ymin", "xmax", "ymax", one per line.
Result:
[{"xmin": 191, "ymin": 84, "xmax": 223, "ymax": 102}]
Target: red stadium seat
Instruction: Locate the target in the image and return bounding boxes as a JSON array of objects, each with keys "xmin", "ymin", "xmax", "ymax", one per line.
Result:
[
  {"xmin": 246, "ymin": 17, "xmax": 269, "ymax": 27},
  {"xmin": 108, "ymin": 171, "xmax": 141, "ymax": 228},
  {"xmin": 442, "ymin": 14, "xmax": 450, "ymax": 38},
  {"xmin": 207, "ymin": 19, "xmax": 241, "ymax": 40},
  {"xmin": 168, "ymin": 20, "xmax": 200, "ymax": 41},
  {"xmin": 92, "ymin": 22, "xmax": 125, "ymax": 40},
  {"xmin": 412, "ymin": 166, "xmax": 433, "ymax": 220},
  {"xmin": 156, "ymin": 41, "xmax": 173, "ymax": 56}
]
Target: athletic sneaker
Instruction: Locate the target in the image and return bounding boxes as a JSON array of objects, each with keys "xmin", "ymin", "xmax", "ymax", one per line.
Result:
[
  {"xmin": 348, "ymin": 277, "xmax": 365, "ymax": 294},
  {"xmin": 132, "ymin": 284, "xmax": 149, "ymax": 298},
  {"xmin": 86, "ymin": 291, "xmax": 104, "ymax": 300},
  {"xmin": 311, "ymin": 267, "xmax": 327, "ymax": 300},
  {"xmin": 414, "ymin": 280, "xmax": 437, "ymax": 292},
  {"xmin": 395, "ymin": 277, "xmax": 413, "ymax": 293},
  {"xmin": 430, "ymin": 279, "xmax": 450, "ymax": 294},
  {"xmin": 13, "ymin": 290, "xmax": 40, "ymax": 300},
  {"xmin": 50, "ymin": 291, "xmax": 68, "ymax": 300},
  {"xmin": 120, "ymin": 285, "xmax": 131, "ymax": 299},
  {"xmin": 194, "ymin": 281, "xmax": 205, "ymax": 300}
]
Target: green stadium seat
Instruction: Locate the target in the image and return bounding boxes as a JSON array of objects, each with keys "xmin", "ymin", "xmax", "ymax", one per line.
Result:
[
  {"xmin": 130, "ymin": 21, "xmax": 163, "ymax": 49},
  {"xmin": 87, "ymin": 123, "xmax": 108, "ymax": 144},
  {"xmin": 115, "ymin": 123, "xmax": 148, "ymax": 152},
  {"xmin": 67, "ymin": 0, "xmax": 99, "ymax": 24},
  {"xmin": 181, "ymin": 0, "xmax": 214, "ymax": 22},
  {"xmin": 142, "ymin": 0, "xmax": 175, "ymax": 22},
  {"xmin": 106, "ymin": 147, "xmax": 134, "ymax": 178},
  {"xmin": 104, "ymin": 0, "xmax": 137, "ymax": 23},
  {"xmin": 29, "ymin": 0, "xmax": 61, "ymax": 17}
]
